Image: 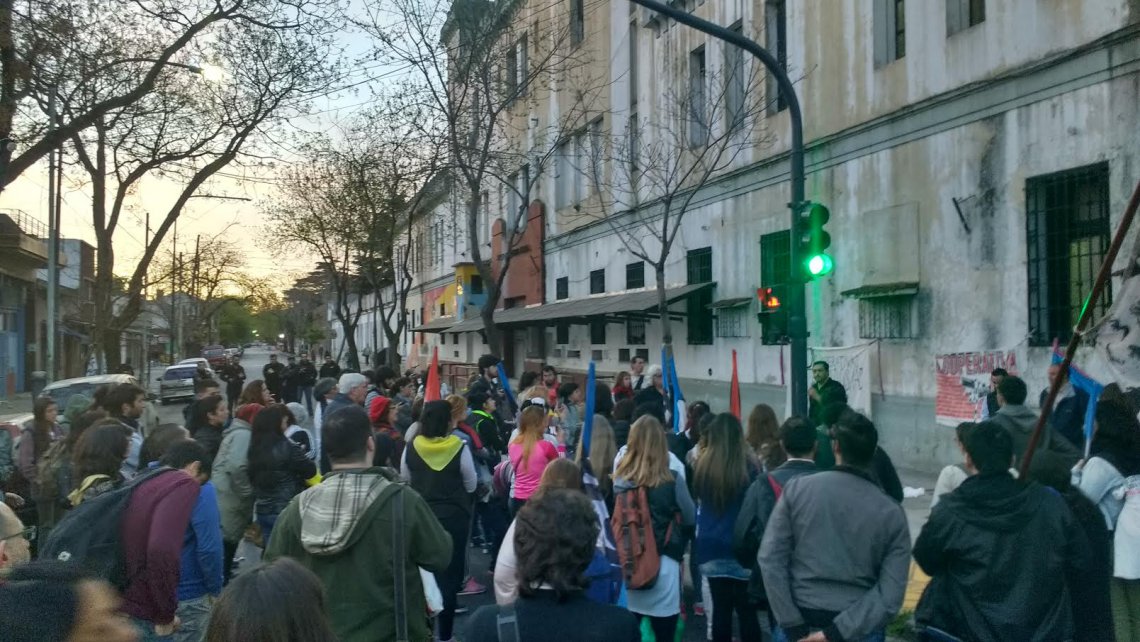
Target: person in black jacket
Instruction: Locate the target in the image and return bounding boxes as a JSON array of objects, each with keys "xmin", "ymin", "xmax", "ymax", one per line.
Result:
[
  {"xmin": 1028, "ymin": 458, "xmax": 1114, "ymax": 642},
  {"xmin": 914, "ymin": 421, "xmax": 1091, "ymax": 641},
  {"xmin": 281, "ymin": 356, "xmax": 301, "ymax": 404},
  {"xmin": 734, "ymin": 417, "xmax": 818, "ymax": 609},
  {"xmin": 1040, "ymin": 363, "xmax": 1090, "ymax": 451},
  {"xmin": 247, "ymin": 404, "xmax": 317, "ymax": 548},
  {"xmin": 262, "ymin": 354, "xmax": 286, "ymax": 402},
  {"xmin": 219, "ymin": 356, "xmax": 247, "ymax": 414},
  {"xmin": 296, "ymin": 358, "xmax": 318, "ymax": 415},
  {"xmin": 187, "ymin": 394, "xmax": 228, "ymax": 459},
  {"xmin": 318, "ymin": 355, "xmax": 340, "ymax": 380},
  {"xmin": 465, "ymin": 489, "xmax": 639, "ymax": 642}
]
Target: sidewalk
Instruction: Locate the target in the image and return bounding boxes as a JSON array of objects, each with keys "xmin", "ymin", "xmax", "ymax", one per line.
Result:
[{"xmin": 0, "ymin": 391, "xmax": 33, "ymax": 413}]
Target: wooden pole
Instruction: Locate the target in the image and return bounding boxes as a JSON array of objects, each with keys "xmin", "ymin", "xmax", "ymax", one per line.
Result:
[{"xmin": 1020, "ymin": 177, "xmax": 1140, "ymax": 476}]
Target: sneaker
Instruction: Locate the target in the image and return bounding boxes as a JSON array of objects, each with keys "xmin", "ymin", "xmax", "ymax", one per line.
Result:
[
  {"xmin": 458, "ymin": 577, "xmax": 487, "ymax": 596},
  {"xmin": 693, "ymin": 602, "xmax": 705, "ymax": 617}
]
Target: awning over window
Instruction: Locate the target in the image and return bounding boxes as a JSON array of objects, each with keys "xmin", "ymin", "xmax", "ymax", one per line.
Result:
[
  {"xmin": 499, "ymin": 283, "xmax": 714, "ymax": 326},
  {"xmin": 840, "ymin": 282, "xmax": 919, "ymax": 299},
  {"xmin": 412, "ymin": 316, "xmax": 457, "ymax": 333},
  {"xmin": 707, "ymin": 297, "xmax": 751, "ymax": 310},
  {"xmin": 448, "ymin": 316, "xmax": 485, "ymax": 333}
]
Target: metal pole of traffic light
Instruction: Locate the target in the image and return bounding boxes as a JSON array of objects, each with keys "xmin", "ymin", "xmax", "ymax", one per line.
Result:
[{"xmin": 624, "ymin": 0, "xmax": 809, "ymax": 416}]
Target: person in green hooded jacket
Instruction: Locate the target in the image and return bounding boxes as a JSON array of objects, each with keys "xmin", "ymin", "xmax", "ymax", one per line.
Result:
[{"xmin": 266, "ymin": 405, "xmax": 451, "ymax": 642}]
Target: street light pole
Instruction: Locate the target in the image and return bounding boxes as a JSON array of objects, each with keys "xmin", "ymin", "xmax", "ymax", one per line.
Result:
[{"xmin": 624, "ymin": 0, "xmax": 809, "ymax": 415}]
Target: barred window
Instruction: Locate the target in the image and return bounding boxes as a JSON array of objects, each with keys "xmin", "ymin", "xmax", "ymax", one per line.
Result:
[
  {"xmin": 686, "ymin": 247, "xmax": 714, "ymax": 345},
  {"xmin": 1026, "ymin": 163, "xmax": 1112, "ymax": 346},
  {"xmin": 626, "ymin": 319, "xmax": 646, "ymax": 345},
  {"xmin": 556, "ymin": 277, "xmax": 569, "ymax": 300},
  {"xmin": 858, "ymin": 296, "xmax": 917, "ymax": 340},
  {"xmin": 716, "ymin": 306, "xmax": 750, "ymax": 338}
]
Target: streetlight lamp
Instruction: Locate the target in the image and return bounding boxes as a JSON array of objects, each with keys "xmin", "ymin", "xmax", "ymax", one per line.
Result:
[{"xmin": 626, "ymin": 0, "xmax": 810, "ymax": 415}]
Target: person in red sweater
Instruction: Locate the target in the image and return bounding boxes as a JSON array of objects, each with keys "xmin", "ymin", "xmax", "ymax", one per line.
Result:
[{"xmin": 120, "ymin": 466, "xmax": 202, "ymax": 638}]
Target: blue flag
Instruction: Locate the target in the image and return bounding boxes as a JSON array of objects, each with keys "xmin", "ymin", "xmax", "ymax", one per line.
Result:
[
  {"xmin": 668, "ymin": 354, "xmax": 685, "ymax": 433},
  {"xmin": 496, "ymin": 362, "xmax": 518, "ymax": 413},
  {"xmin": 581, "ymin": 362, "xmax": 597, "ymax": 455},
  {"xmin": 1050, "ymin": 350, "xmax": 1104, "ymax": 458}
]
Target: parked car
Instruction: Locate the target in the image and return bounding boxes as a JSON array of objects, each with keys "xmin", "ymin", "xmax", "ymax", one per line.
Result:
[
  {"xmin": 39, "ymin": 374, "xmax": 160, "ymax": 434},
  {"xmin": 202, "ymin": 344, "xmax": 227, "ymax": 369},
  {"xmin": 177, "ymin": 358, "xmax": 216, "ymax": 379},
  {"xmin": 158, "ymin": 364, "xmax": 200, "ymax": 404}
]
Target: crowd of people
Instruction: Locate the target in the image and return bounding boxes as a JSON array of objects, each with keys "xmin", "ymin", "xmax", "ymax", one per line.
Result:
[{"xmin": 0, "ymin": 351, "xmax": 1138, "ymax": 642}]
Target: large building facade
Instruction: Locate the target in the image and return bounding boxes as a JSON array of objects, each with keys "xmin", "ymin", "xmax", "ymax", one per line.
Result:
[{"xmin": 337, "ymin": 0, "xmax": 1140, "ymax": 471}]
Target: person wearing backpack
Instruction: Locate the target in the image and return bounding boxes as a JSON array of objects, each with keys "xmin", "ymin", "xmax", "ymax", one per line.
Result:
[
  {"xmin": 16, "ymin": 398, "xmax": 64, "ymax": 508},
  {"xmin": 467, "ymin": 489, "xmax": 639, "ymax": 642},
  {"xmin": 693, "ymin": 413, "xmax": 762, "ymax": 642},
  {"xmin": 611, "ymin": 415, "xmax": 695, "ymax": 642},
  {"xmin": 264, "ymin": 405, "xmax": 452, "ymax": 642},
  {"xmin": 733, "ymin": 417, "xmax": 818, "ymax": 626},
  {"xmin": 68, "ymin": 421, "xmax": 131, "ymax": 506},
  {"xmin": 34, "ymin": 408, "xmax": 107, "ymax": 539}
]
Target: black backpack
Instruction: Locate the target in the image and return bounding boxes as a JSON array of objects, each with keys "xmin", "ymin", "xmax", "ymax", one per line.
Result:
[{"xmin": 39, "ymin": 467, "xmax": 172, "ymax": 589}]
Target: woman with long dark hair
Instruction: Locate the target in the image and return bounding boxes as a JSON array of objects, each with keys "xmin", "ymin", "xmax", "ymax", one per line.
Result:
[
  {"xmin": 746, "ymin": 403, "xmax": 786, "ymax": 473},
  {"xmin": 693, "ymin": 413, "xmax": 761, "ymax": 641},
  {"xmin": 400, "ymin": 400, "xmax": 477, "ymax": 642},
  {"xmin": 34, "ymin": 409, "xmax": 107, "ymax": 534},
  {"xmin": 69, "ymin": 421, "xmax": 131, "ymax": 505},
  {"xmin": 18, "ymin": 397, "xmax": 64, "ymax": 498},
  {"xmin": 188, "ymin": 394, "xmax": 229, "ymax": 459},
  {"xmin": 247, "ymin": 404, "xmax": 318, "ymax": 548},
  {"xmin": 206, "ymin": 557, "xmax": 337, "ymax": 642}
]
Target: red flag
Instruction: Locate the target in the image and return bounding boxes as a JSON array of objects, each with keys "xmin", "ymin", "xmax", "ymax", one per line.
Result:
[
  {"xmin": 424, "ymin": 346, "xmax": 442, "ymax": 402},
  {"xmin": 730, "ymin": 349, "xmax": 741, "ymax": 420}
]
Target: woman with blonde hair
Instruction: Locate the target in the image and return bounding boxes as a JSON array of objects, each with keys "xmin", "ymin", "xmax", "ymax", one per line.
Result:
[
  {"xmin": 746, "ymin": 403, "xmax": 786, "ymax": 472},
  {"xmin": 612, "ymin": 416, "xmax": 695, "ymax": 642},
  {"xmin": 508, "ymin": 405, "xmax": 562, "ymax": 515},
  {"xmin": 577, "ymin": 416, "xmax": 617, "ymax": 510}
]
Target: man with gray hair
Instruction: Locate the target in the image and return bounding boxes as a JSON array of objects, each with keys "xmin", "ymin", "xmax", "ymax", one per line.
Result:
[{"xmin": 324, "ymin": 373, "xmax": 369, "ymax": 423}]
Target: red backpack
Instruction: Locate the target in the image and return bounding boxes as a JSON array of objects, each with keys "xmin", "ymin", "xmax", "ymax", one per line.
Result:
[{"xmin": 611, "ymin": 486, "xmax": 670, "ymax": 590}]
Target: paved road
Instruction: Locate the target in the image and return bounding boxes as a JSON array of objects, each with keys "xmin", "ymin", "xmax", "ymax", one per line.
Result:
[{"xmin": 151, "ymin": 346, "xmax": 279, "ymax": 425}]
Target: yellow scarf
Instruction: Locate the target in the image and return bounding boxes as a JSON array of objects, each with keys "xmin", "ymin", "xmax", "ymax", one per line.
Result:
[
  {"xmin": 69, "ymin": 474, "xmax": 112, "ymax": 506},
  {"xmin": 413, "ymin": 435, "xmax": 464, "ymax": 471}
]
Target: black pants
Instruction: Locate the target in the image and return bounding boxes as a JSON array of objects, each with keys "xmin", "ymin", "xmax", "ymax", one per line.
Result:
[
  {"xmin": 479, "ymin": 498, "xmax": 510, "ymax": 569},
  {"xmin": 646, "ymin": 614, "xmax": 678, "ymax": 642},
  {"xmin": 434, "ymin": 513, "xmax": 471, "ymax": 641},
  {"xmin": 223, "ymin": 539, "xmax": 239, "ymax": 585},
  {"xmin": 709, "ymin": 577, "xmax": 761, "ymax": 642},
  {"xmin": 508, "ymin": 497, "xmax": 527, "ymax": 518},
  {"xmin": 226, "ymin": 386, "xmax": 242, "ymax": 413}
]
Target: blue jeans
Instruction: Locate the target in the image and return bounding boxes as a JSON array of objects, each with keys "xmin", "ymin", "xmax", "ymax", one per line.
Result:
[
  {"xmin": 773, "ymin": 626, "xmax": 885, "ymax": 642},
  {"xmin": 174, "ymin": 595, "xmax": 213, "ymax": 642},
  {"xmin": 256, "ymin": 512, "xmax": 279, "ymax": 550},
  {"xmin": 130, "ymin": 617, "xmax": 174, "ymax": 642}
]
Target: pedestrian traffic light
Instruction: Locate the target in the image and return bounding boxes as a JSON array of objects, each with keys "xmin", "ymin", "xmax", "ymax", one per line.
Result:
[
  {"xmin": 796, "ymin": 202, "xmax": 833, "ymax": 279},
  {"xmin": 757, "ymin": 287, "xmax": 781, "ymax": 313}
]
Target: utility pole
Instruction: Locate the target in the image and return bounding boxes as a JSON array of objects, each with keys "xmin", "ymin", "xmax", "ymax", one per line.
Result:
[
  {"xmin": 143, "ymin": 212, "xmax": 150, "ymax": 384},
  {"xmin": 45, "ymin": 92, "xmax": 59, "ymax": 383},
  {"xmin": 177, "ymin": 251, "xmax": 184, "ymax": 361},
  {"xmin": 625, "ymin": 0, "xmax": 809, "ymax": 415},
  {"xmin": 192, "ymin": 234, "xmax": 201, "ymax": 346},
  {"xmin": 169, "ymin": 220, "xmax": 178, "ymax": 362}
]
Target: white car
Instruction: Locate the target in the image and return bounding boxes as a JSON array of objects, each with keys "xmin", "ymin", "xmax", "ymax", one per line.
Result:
[
  {"xmin": 177, "ymin": 358, "xmax": 216, "ymax": 379},
  {"xmin": 38, "ymin": 374, "xmax": 160, "ymax": 434}
]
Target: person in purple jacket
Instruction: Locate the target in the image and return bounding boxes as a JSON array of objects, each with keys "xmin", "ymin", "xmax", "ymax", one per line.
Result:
[
  {"xmin": 161, "ymin": 440, "xmax": 224, "ymax": 642},
  {"xmin": 120, "ymin": 447, "xmax": 202, "ymax": 640}
]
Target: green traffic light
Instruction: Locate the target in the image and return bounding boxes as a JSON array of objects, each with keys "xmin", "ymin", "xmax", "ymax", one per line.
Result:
[{"xmin": 807, "ymin": 254, "xmax": 834, "ymax": 276}]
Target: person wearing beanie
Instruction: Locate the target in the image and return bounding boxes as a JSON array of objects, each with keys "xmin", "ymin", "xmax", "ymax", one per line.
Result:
[{"xmin": 368, "ymin": 395, "xmax": 404, "ymax": 469}]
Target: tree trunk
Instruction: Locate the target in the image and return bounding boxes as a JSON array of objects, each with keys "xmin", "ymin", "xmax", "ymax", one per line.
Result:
[
  {"xmin": 655, "ymin": 263, "xmax": 672, "ymax": 351},
  {"xmin": 100, "ymin": 327, "xmax": 122, "ymax": 373}
]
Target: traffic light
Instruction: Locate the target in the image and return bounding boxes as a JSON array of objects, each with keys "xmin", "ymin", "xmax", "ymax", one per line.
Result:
[
  {"xmin": 757, "ymin": 287, "xmax": 781, "ymax": 313},
  {"xmin": 757, "ymin": 286, "xmax": 788, "ymax": 344},
  {"xmin": 796, "ymin": 202, "xmax": 833, "ymax": 279}
]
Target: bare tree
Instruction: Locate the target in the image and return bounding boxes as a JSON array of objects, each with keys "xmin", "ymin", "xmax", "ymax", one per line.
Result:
[
  {"xmin": 0, "ymin": 0, "xmax": 341, "ymax": 190},
  {"xmin": 361, "ymin": 0, "xmax": 605, "ymax": 353},
  {"xmin": 586, "ymin": 38, "xmax": 772, "ymax": 359},
  {"xmin": 59, "ymin": 4, "xmax": 341, "ymax": 370}
]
